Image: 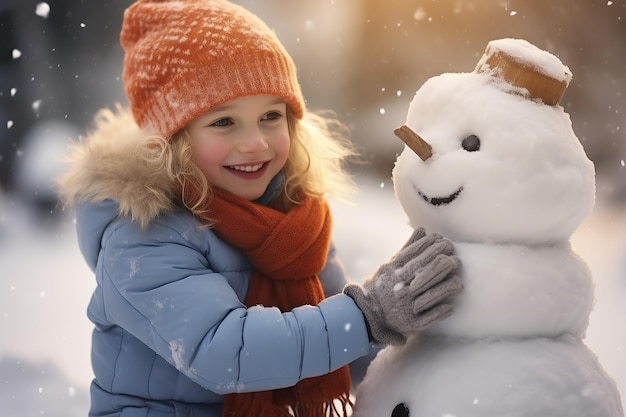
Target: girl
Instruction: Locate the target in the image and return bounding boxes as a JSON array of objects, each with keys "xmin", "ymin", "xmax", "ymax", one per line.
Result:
[{"xmin": 58, "ymin": 0, "xmax": 462, "ymax": 416}]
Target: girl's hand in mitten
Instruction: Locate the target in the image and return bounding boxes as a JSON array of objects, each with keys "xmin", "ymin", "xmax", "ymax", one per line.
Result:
[{"xmin": 344, "ymin": 228, "xmax": 463, "ymax": 345}]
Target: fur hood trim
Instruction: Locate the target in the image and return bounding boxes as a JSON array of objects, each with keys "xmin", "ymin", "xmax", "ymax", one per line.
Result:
[{"xmin": 57, "ymin": 105, "xmax": 178, "ymax": 227}]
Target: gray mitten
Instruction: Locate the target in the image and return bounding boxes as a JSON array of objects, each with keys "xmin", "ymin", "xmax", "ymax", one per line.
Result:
[{"xmin": 344, "ymin": 228, "xmax": 462, "ymax": 345}]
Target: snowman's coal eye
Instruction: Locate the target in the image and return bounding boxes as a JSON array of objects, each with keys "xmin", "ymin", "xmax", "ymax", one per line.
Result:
[
  {"xmin": 391, "ymin": 402, "xmax": 410, "ymax": 417},
  {"xmin": 462, "ymin": 134, "xmax": 480, "ymax": 152}
]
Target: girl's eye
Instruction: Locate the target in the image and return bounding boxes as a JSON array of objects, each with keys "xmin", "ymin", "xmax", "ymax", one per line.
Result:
[
  {"xmin": 262, "ymin": 111, "xmax": 282, "ymax": 121},
  {"xmin": 211, "ymin": 118, "xmax": 233, "ymax": 127},
  {"xmin": 462, "ymin": 134, "xmax": 481, "ymax": 152}
]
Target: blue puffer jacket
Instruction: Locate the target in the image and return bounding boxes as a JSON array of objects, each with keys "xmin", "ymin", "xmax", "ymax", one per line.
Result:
[{"xmin": 59, "ymin": 109, "xmax": 374, "ymax": 416}]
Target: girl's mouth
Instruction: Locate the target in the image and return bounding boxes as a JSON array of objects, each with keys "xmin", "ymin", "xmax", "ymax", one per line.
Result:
[
  {"xmin": 226, "ymin": 162, "xmax": 269, "ymax": 179},
  {"xmin": 229, "ymin": 163, "xmax": 265, "ymax": 173}
]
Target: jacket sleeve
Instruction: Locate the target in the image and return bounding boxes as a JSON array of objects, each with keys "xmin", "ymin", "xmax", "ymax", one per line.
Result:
[
  {"xmin": 96, "ymin": 215, "xmax": 371, "ymax": 394},
  {"xmin": 318, "ymin": 242, "xmax": 381, "ymax": 389}
]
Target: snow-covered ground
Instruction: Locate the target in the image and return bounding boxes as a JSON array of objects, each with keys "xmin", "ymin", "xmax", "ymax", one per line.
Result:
[{"xmin": 1, "ymin": 176, "xmax": 625, "ymax": 415}]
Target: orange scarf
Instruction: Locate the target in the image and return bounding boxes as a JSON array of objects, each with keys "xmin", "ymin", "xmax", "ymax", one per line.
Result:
[{"xmin": 194, "ymin": 187, "xmax": 352, "ymax": 417}]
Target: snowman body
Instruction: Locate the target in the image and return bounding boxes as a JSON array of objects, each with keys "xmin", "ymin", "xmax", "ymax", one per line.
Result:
[
  {"xmin": 354, "ymin": 243, "xmax": 623, "ymax": 416},
  {"xmin": 353, "ymin": 40, "xmax": 623, "ymax": 417}
]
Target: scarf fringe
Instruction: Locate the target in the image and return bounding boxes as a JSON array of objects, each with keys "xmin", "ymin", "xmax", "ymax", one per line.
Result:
[
  {"xmin": 289, "ymin": 392, "xmax": 353, "ymax": 417},
  {"xmin": 223, "ymin": 392, "xmax": 352, "ymax": 417}
]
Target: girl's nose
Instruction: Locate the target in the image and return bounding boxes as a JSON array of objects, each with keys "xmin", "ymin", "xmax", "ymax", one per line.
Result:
[
  {"xmin": 239, "ymin": 128, "xmax": 269, "ymax": 153},
  {"xmin": 394, "ymin": 125, "xmax": 432, "ymax": 161}
]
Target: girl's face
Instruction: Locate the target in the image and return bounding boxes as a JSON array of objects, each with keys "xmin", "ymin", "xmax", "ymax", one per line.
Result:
[{"xmin": 187, "ymin": 95, "xmax": 290, "ymax": 201}]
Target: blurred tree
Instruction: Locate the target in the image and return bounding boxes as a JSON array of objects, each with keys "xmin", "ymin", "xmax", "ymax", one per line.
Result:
[{"xmin": 0, "ymin": 0, "xmax": 132, "ymax": 194}]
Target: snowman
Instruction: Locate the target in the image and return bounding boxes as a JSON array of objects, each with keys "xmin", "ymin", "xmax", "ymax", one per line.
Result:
[{"xmin": 352, "ymin": 39, "xmax": 624, "ymax": 417}]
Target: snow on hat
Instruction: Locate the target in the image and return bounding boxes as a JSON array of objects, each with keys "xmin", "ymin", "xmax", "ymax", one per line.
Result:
[
  {"xmin": 475, "ymin": 38, "xmax": 572, "ymax": 106},
  {"xmin": 121, "ymin": 0, "xmax": 305, "ymax": 138}
]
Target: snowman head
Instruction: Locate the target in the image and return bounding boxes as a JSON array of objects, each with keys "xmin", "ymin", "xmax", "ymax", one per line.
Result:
[{"xmin": 392, "ymin": 39, "xmax": 595, "ymax": 245}]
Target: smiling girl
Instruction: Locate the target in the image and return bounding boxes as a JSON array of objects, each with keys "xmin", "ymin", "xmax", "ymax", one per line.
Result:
[{"xmin": 57, "ymin": 1, "xmax": 462, "ymax": 416}]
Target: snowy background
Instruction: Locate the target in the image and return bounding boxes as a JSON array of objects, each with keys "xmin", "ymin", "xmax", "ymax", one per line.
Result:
[{"xmin": 1, "ymin": 0, "xmax": 625, "ymax": 415}]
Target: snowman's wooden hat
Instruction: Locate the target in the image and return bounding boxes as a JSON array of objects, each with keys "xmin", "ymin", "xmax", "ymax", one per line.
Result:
[{"xmin": 474, "ymin": 38, "xmax": 572, "ymax": 106}]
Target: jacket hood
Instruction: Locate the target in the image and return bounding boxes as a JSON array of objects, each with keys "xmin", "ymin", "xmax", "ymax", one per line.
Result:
[{"xmin": 57, "ymin": 106, "xmax": 177, "ymax": 227}]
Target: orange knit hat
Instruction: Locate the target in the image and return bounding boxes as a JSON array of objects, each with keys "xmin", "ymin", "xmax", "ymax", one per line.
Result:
[{"xmin": 121, "ymin": 0, "xmax": 305, "ymax": 138}]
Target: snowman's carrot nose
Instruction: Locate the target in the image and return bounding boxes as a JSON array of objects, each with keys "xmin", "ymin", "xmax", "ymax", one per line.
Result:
[{"xmin": 394, "ymin": 125, "xmax": 432, "ymax": 161}]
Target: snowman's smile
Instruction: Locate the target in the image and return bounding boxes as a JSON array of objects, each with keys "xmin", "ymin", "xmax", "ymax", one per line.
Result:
[{"xmin": 417, "ymin": 186, "xmax": 463, "ymax": 206}]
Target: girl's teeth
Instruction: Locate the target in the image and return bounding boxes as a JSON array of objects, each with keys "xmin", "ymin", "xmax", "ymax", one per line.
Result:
[{"xmin": 232, "ymin": 163, "xmax": 263, "ymax": 172}]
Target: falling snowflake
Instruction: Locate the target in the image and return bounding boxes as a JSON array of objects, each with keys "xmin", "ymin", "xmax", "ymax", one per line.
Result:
[
  {"xmin": 35, "ymin": 2, "xmax": 51, "ymax": 18},
  {"xmin": 413, "ymin": 7, "xmax": 427, "ymax": 22}
]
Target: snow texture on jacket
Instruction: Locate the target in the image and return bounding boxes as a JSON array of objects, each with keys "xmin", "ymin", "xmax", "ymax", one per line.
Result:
[{"xmin": 59, "ymin": 109, "xmax": 373, "ymax": 416}]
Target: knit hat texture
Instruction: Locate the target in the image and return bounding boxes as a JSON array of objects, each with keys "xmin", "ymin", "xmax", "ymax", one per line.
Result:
[{"xmin": 121, "ymin": 0, "xmax": 305, "ymax": 138}]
